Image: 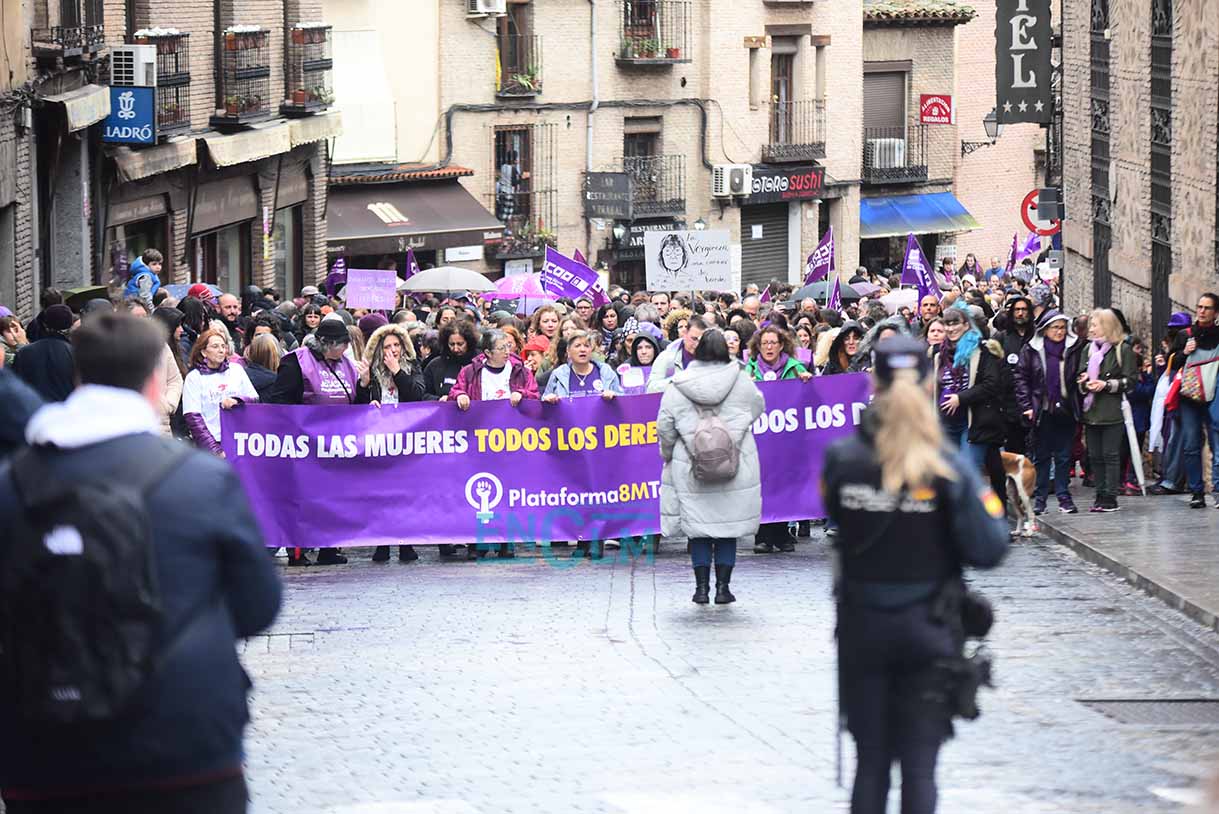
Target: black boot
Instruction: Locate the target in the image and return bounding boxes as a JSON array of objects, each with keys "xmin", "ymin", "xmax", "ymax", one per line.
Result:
[
  {"xmin": 371, "ymin": 546, "xmax": 390, "ymax": 562},
  {"xmin": 753, "ymin": 536, "xmax": 774, "ymax": 554},
  {"xmin": 466, "ymin": 544, "xmax": 480, "ymax": 561},
  {"xmin": 692, "ymin": 566, "xmax": 711, "ymax": 604},
  {"xmin": 438, "ymin": 545, "xmax": 456, "ymax": 557},
  {"xmin": 316, "ymin": 549, "xmax": 347, "ymax": 565},
  {"xmin": 776, "ymin": 535, "xmax": 795, "ymax": 553},
  {"xmin": 497, "ymin": 543, "xmax": 515, "ymax": 559},
  {"xmin": 714, "ymin": 565, "xmax": 736, "ymax": 604},
  {"xmin": 287, "ymin": 550, "xmax": 312, "ymax": 567},
  {"xmin": 398, "ymin": 545, "xmax": 419, "ymax": 562}
]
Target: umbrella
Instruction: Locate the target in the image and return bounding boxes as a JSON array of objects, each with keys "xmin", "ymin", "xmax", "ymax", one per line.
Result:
[
  {"xmin": 478, "ymin": 274, "xmax": 555, "ymax": 316},
  {"xmin": 853, "ymin": 282, "xmax": 882, "ymax": 296},
  {"xmin": 792, "ymin": 280, "xmax": 862, "ymax": 303},
  {"xmin": 63, "ymin": 285, "xmax": 111, "ymax": 310},
  {"xmin": 1121, "ymin": 396, "xmax": 1147, "ymax": 495},
  {"xmin": 879, "ymin": 288, "xmax": 919, "ymax": 315},
  {"xmin": 161, "ymin": 283, "xmax": 222, "ymax": 301},
  {"xmin": 398, "ymin": 265, "xmax": 495, "ymax": 294}
]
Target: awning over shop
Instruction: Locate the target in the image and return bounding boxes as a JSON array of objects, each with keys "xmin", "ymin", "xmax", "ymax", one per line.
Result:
[
  {"xmin": 859, "ymin": 191, "xmax": 980, "ymax": 239},
  {"xmin": 42, "ymin": 84, "xmax": 110, "ymax": 132},
  {"xmin": 109, "ymin": 138, "xmax": 198, "ymax": 183},
  {"xmin": 290, "ymin": 111, "xmax": 343, "ymax": 148},
  {"xmin": 327, "ymin": 181, "xmax": 503, "ymax": 257},
  {"xmin": 201, "ymin": 122, "xmax": 291, "ymax": 168}
]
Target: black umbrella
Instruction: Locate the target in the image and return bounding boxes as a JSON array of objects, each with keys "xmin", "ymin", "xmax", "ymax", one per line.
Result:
[{"xmin": 792, "ymin": 280, "xmax": 863, "ymax": 303}]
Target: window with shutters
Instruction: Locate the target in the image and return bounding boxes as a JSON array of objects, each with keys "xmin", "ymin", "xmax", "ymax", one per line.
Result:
[
  {"xmin": 862, "ymin": 69, "xmax": 926, "ymax": 184},
  {"xmin": 763, "ymin": 43, "xmax": 826, "ymax": 163},
  {"xmin": 622, "ymin": 122, "xmax": 685, "ymax": 218}
]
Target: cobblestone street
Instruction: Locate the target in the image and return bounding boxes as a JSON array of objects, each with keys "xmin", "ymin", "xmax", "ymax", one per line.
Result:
[{"xmin": 241, "ymin": 533, "xmax": 1219, "ymax": 813}]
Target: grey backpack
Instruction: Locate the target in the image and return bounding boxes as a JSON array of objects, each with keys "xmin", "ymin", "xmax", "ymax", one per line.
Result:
[{"xmin": 683, "ymin": 404, "xmax": 740, "ymax": 482}]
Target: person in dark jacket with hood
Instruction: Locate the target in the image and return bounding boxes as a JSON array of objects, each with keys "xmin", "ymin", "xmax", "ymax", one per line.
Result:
[
  {"xmin": 994, "ymin": 294, "xmax": 1037, "ymax": 454},
  {"xmin": 0, "ymin": 312, "xmax": 280, "ymax": 813},
  {"xmin": 424, "ymin": 319, "xmax": 479, "ymax": 400},
  {"xmin": 822, "ymin": 321, "xmax": 864, "ymax": 375},
  {"xmin": 13, "ymin": 304, "xmax": 75, "ymax": 403},
  {"xmin": 1014, "ymin": 309, "xmax": 1082, "ymax": 514},
  {"xmin": 0, "ymin": 361, "xmax": 42, "ymax": 459}
]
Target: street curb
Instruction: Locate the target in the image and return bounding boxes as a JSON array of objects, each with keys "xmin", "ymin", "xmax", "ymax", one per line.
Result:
[{"xmin": 1038, "ymin": 517, "xmax": 1219, "ymax": 635}]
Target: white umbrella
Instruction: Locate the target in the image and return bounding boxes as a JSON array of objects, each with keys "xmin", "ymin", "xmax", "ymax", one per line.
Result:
[
  {"xmin": 1121, "ymin": 395, "xmax": 1146, "ymax": 495},
  {"xmin": 398, "ymin": 265, "xmax": 496, "ymax": 293},
  {"xmin": 879, "ymin": 288, "xmax": 919, "ymax": 315}
]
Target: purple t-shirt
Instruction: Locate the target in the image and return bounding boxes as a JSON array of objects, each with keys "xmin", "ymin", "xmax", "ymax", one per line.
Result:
[
  {"xmin": 567, "ymin": 366, "xmax": 603, "ymax": 396},
  {"xmin": 681, "ymin": 346, "xmax": 694, "ymax": 369}
]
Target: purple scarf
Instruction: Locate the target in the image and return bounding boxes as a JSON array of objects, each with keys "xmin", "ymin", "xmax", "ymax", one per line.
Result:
[
  {"xmin": 1044, "ymin": 336, "xmax": 1065, "ymax": 408},
  {"xmin": 1083, "ymin": 340, "xmax": 1112, "ymax": 412},
  {"xmin": 755, "ymin": 353, "xmax": 790, "ymax": 379},
  {"xmin": 195, "ymin": 358, "xmax": 230, "ymax": 375}
]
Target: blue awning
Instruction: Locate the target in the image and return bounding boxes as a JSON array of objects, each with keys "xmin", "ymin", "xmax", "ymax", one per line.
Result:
[{"xmin": 859, "ymin": 192, "xmax": 980, "ymax": 239}]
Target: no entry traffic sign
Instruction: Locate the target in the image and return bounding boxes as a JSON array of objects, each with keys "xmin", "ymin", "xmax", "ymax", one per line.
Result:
[{"xmin": 1021, "ymin": 189, "xmax": 1061, "ymax": 237}]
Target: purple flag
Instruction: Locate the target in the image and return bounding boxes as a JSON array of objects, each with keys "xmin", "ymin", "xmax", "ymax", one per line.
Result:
[
  {"xmin": 324, "ymin": 258, "xmax": 347, "ymax": 299},
  {"xmin": 826, "ymin": 274, "xmax": 842, "ymax": 311},
  {"xmin": 221, "ymin": 375, "xmax": 873, "ymax": 547},
  {"xmin": 573, "ymin": 248, "xmax": 587, "ymax": 266},
  {"xmin": 899, "ymin": 234, "xmax": 939, "ymax": 303},
  {"xmin": 760, "ymin": 284, "xmax": 772, "ymax": 303},
  {"xmin": 1004, "ymin": 232, "xmax": 1019, "ymax": 276},
  {"xmin": 541, "ymin": 247, "xmax": 609, "ymax": 306},
  {"xmin": 1016, "ymin": 232, "xmax": 1040, "ymax": 265},
  {"xmin": 805, "ymin": 227, "xmax": 834, "ymax": 285},
  {"xmin": 403, "ymin": 247, "xmax": 421, "ymax": 280}
]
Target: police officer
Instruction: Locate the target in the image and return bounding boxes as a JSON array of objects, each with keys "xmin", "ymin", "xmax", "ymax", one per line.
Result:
[{"xmin": 822, "ymin": 335, "xmax": 1009, "ymax": 814}]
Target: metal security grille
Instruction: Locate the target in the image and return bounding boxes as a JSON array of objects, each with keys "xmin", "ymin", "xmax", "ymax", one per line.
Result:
[
  {"xmin": 740, "ymin": 203, "xmax": 788, "ymax": 289},
  {"xmin": 1080, "ymin": 700, "xmax": 1219, "ymax": 726},
  {"xmin": 490, "ymin": 123, "xmax": 558, "ymax": 241},
  {"xmin": 1090, "ymin": 0, "xmax": 1112, "ymax": 307}
]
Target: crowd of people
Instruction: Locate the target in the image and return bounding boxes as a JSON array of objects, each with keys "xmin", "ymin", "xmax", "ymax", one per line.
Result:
[{"xmin": 0, "ymin": 247, "xmax": 1207, "ymax": 557}]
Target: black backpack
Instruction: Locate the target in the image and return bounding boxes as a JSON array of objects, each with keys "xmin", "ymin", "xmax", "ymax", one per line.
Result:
[{"xmin": 0, "ymin": 445, "xmax": 187, "ymax": 725}]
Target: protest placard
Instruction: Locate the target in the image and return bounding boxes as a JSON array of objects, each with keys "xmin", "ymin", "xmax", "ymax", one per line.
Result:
[
  {"xmin": 344, "ymin": 268, "xmax": 399, "ymax": 309},
  {"xmin": 643, "ymin": 230, "xmax": 732, "ymax": 291}
]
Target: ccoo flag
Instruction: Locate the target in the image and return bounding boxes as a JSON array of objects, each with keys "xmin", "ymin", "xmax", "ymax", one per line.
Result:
[
  {"xmin": 541, "ymin": 247, "xmax": 610, "ymax": 306},
  {"xmin": 899, "ymin": 233, "xmax": 939, "ymax": 303},
  {"xmin": 804, "ymin": 227, "xmax": 834, "ymax": 284},
  {"xmin": 826, "ymin": 273, "xmax": 842, "ymax": 312}
]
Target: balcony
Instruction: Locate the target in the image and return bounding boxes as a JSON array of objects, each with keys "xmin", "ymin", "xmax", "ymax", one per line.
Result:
[
  {"xmin": 496, "ymin": 34, "xmax": 543, "ymax": 98},
  {"xmin": 210, "ymin": 27, "xmax": 272, "ymax": 129},
  {"xmin": 32, "ymin": 24, "xmax": 105, "ymax": 60},
  {"xmin": 616, "ymin": 0, "xmax": 691, "ymax": 66},
  {"xmin": 623, "ymin": 154, "xmax": 685, "ymax": 217},
  {"xmin": 763, "ymin": 99, "xmax": 826, "ymax": 163},
  {"xmin": 133, "ymin": 30, "xmax": 191, "ymax": 137},
  {"xmin": 283, "ymin": 24, "xmax": 334, "ymax": 116},
  {"xmin": 862, "ymin": 125, "xmax": 928, "ymax": 185}
]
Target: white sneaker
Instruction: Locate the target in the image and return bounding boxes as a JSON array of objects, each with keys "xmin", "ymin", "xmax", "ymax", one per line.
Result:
[{"xmin": 604, "ymin": 539, "xmax": 620, "ymax": 549}]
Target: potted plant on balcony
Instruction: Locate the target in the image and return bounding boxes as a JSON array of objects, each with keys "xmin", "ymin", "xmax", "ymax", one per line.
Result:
[
  {"xmin": 292, "ymin": 88, "xmax": 309, "ymax": 105},
  {"xmin": 292, "ymin": 27, "xmax": 306, "ymax": 44},
  {"xmin": 666, "ymin": 45, "xmax": 681, "ymax": 59},
  {"xmin": 244, "ymin": 94, "xmax": 262, "ymax": 113},
  {"xmin": 224, "ymin": 95, "xmax": 240, "ymax": 116},
  {"xmin": 225, "ymin": 31, "xmax": 237, "ymax": 50}
]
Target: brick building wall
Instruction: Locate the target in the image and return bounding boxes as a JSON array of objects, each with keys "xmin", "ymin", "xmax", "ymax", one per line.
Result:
[
  {"xmin": 436, "ymin": 0, "xmax": 861, "ymax": 285},
  {"xmin": 1062, "ymin": 0, "xmax": 1219, "ymax": 342}
]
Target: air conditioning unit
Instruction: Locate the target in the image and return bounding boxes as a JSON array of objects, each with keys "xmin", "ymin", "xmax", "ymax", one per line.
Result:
[
  {"xmin": 467, "ymin": 0, "xmax": 507, "ymax": 15},
  {"xmin": 111, "ymin": 44, "xmax": 158, "ymax": 87},
  {"xmin": 712, "ymin": 163, "xmax": 753, "ymax": 197},
  {"xmin": 864, "ymin": 138, "xmax": 905, "ymax": 170}
]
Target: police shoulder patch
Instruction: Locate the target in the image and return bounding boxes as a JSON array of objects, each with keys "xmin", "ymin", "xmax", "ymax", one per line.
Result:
[{"xmin": 980, "ymin": 489, "xmax": 1004, "ymax": 518}]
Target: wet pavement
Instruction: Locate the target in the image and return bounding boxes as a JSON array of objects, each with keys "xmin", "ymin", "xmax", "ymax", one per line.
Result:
[
  {"xmin": 1039, "ymin": 488, "xmax": 1219, "ymax": 633},
  {"xmin": 240, "ymin": 533, "xmax": 1219, "ymax": 813}
]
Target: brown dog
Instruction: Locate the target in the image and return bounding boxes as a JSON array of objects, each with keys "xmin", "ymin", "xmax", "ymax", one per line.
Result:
[{"xmin": 1001, "ymin": 451, "xmax": 1038, "ymax": 536}]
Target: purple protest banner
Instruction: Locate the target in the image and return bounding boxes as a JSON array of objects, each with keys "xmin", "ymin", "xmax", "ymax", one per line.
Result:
[
  {"xmin": 804, "ymin": 226, "xmax": 834, "ymax": 284},
  {"xmin": 541, "ymin": 247, "xmax": 610, "ymax": 306},
  {"xmin": 221, "ymin": 375, "xmax": 872, "ymax": 547},
  {"xmin": 343, "ymin": 269, "xmax": 399, "ymax": 310},
  {"xmin": 899, "ymin": 233, "xmax": 939, "ymax": 303}
]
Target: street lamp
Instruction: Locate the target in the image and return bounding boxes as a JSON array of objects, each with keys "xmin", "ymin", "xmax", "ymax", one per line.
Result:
[
  {"xmin": 693, "ymin": 217, "xmax": 707, "ymax": 231},
  {"xmin": 961, "ymin": 108, "xmax": 1004, "ymax": 157},
  {"xmin": 612, "ymin": 223, "xmax": 627, "ymax": 242}
]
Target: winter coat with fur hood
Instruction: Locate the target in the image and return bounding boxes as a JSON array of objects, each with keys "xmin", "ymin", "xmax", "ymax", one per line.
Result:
[
  {"xmin": 359, "ymin": 322, "xmax": 425, "ymax": 405},
  {"xmin": 657, "ymin": 360, "xmax": 765, "ymax": 539}
]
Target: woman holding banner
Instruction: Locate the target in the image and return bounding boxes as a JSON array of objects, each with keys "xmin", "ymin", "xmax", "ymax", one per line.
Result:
[
  {"xmin": 449, "ymin": 328, "xmax": 539, "ymax": 559},
  {"xmin": 362, "ymin": 323, "xmax": 428, "ymax": 562},
  {"xmin": 745, "ymin": 325, "xmax": 812, "ymax": 554},
  {"xmin": 426, "ymin": 321, "xmax": 479, "ymax": 400},
  {"xmin": 658, "ymin": 329, "xmax": 764, "ymax": 604}
]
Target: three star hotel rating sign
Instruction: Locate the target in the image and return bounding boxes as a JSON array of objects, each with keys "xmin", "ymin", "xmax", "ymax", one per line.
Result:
[{"xmin": 995, "ymin": 0, "xmax": 1053, "ymax": 125}]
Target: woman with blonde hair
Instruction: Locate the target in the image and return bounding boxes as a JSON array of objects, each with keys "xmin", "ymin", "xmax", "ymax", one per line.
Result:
[
  {"xmin": 243, "ymin": 333, "xmax": 281, "ymax": 403},
  {"xmin": 822, "ymin": 335, "xmax": 1008, "ymax": 814},
  {"xmin": 1075, "ymin": 307, "xmax": 1137, "ymax": 512}
]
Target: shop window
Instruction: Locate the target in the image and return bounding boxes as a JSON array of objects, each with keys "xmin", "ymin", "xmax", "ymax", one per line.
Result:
[
  {"xmin": 273, "ymin": 206, "xmax": 303, "ymax": 299},
  {"xmin": 195, "ymin": 224, "xmax": 250, "ymax": 294}
]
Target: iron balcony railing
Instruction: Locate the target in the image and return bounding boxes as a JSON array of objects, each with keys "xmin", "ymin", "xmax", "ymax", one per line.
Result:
[
  {"xmin": 133, "ymin": 31, "xmax": 191, "ymax": 136},
  {"xmin": 764, "ymin": 99, "xmax": 826, "ymax": 162},
  {"xmin": 862, "ymin": 124, "xmax": 929, "ymax": 185},
  {"xmin": 617, "ymin": 0, "xmax": 691, "ymax": 64},
  {"xmin": 211, "ymin": 28, "xmax": 272, "ymax": 128},
  {"xmin": 283, "ymin": 24, "xmax": 334, "ymax": 115},
  {"xmin": 497, "ymin": 34, "xmax": 543, "ymax": 97},
  {"xmin": 32, "ymin": 24, "xmax": 105, "ymax": 58},
  {"xmin": 623, "ymin": 154, "xmax": 685, "ymax": 217}
]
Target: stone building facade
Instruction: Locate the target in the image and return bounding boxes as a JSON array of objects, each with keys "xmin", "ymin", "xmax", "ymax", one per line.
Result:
[
  {"xmin": 1062, "ymin": 0, "xmax": 1219, "ymax": 346},
  {"xmin": 0, "ymin": 0, "xmax": 340, "ymax": 320}
]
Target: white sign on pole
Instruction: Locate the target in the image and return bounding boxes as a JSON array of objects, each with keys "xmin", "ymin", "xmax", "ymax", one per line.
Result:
[
  {"xmin": 504, "ymin": 258, "xmax": 534, "ymax": 277},
  {"xmin": 643, "ymin": 229, "xmax": 733, "ymax": 291}
]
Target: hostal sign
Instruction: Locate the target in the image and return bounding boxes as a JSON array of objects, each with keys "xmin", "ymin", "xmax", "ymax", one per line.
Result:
[{"xmin": 995, "ymin": 0, "xmax": 1052, "ymax": 124}]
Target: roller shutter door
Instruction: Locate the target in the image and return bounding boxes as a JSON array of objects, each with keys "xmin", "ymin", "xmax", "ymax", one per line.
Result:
[
  {"xmin": 740, "ymin": 203, "xmax": 788, "ymax": 289},
  {"xmin": 863, "ymin": 72, "xmax": 905, "ymax": 131}
]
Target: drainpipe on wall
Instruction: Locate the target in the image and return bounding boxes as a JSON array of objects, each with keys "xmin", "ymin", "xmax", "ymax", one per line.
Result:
[{"xmin": 585, "ymin": 0, "xmax": 599, "ymax": 269}]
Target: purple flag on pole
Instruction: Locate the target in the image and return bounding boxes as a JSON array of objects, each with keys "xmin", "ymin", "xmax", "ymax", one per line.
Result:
[
  {"xmin": 403, "ymin": 247, "xmax": 421, "ymax": 280},
  {"xmin": 899, "ymin": 233, "xmax": 939, "ymax": 303},
  {"xmin": 573, "ymin": 248, "xmax": 587, "ymax": 266},
  {"xmin": 804, "ymin": 227, "xmax": 834, "ymax": 284},
  {"xmin": 541, "ymin": 247, "xmax": 609, "ymax": 306},
  {"xmin": 1016, "ymin": 232, "xmax": 1040, "ymax": 264},
  {"xmin": 760, "ymin": 284, "xmax": 772, "ymax": 303},
  {"xmin": 1004, "ymin": 232, "xmax": 1019, "ymax": 276},
  {"xmin": 826, "ymin": 274, "xmax": 842, "ymax": 312},
  {"xmin": 324, "ymin": 258, "xmax": 347, "ymax": 299}
]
